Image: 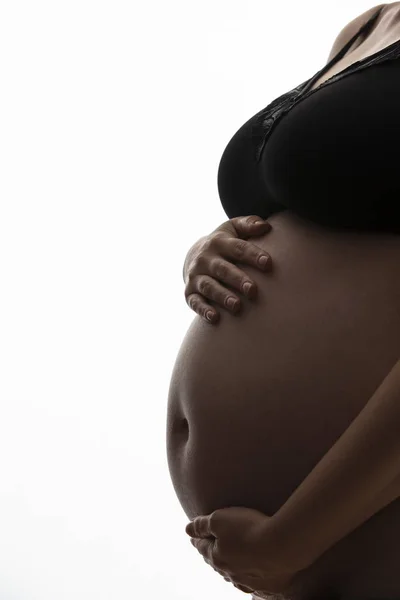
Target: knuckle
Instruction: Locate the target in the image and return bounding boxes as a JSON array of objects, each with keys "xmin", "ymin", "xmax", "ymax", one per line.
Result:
[
  {"xmin": 212, "ymin": 555, "xmax": 226, "ymax": 571},
  {"xmin": 201, "ymin": 237, "xmax": 213, "ymax": 252},
  {"xmin": 234, "ymin": 239, "xmax": 247, "ymax": 258},
  {"xmin": 213, "ymin": 260, "xmax": 228, "ymax": 279},
  {"xmin": 191, "ymin": 255, "xmax": 205, "ymax": 272},
  {"xmin": 199, "ymin": 278, "xmax": 212, "ymax": 296},
  {"xmin": 212, "ymin": 225, "xmax": 229, "ymax": 239},
  {"xmin": 186, "ymin": 268, "xmax": 196, "ymax": 283},
  {"xmin": 242, "ymin": 215, "xmax": 254, "ymax": 227},
  {"xmin": 208, "ymin": 234, "xmax": 224, "ymax": 251}
]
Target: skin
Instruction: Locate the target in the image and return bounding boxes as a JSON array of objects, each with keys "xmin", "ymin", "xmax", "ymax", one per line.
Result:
[
  {"xmin": 167, "ymin": 3, "xmax": 400, "ymax": 598},
  {"xmin": 186, "ymin": 507, "xmax": 299, "ymax": 597},
  {"xmin": 167, "ymin": 209, "xmax": 400, "ymax": 600},
  {"xmin": 185, "ymin": 369, "xmax": 400, "ymax": 597}
]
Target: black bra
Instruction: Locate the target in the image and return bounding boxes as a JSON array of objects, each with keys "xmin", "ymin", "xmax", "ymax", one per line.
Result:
[{"xmin": 217, "ymin": 5, "xmax": 400, "ymax": 232}]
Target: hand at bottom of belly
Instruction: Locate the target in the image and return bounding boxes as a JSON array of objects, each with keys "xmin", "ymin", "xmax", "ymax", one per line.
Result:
[{"xmin": 185, "ymin": 506, "xmax": 299, "ymax": 598}]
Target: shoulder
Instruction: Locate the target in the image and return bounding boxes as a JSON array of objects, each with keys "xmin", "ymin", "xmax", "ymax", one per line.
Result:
[{"xmin": 326, "ymin": 3, "xmax": 387, "ymax": 63}]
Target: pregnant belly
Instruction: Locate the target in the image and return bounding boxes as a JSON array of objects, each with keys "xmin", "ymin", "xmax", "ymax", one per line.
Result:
[{"xmin": 167, "ymin": 210, "xmax": 400, "ymax": 600}]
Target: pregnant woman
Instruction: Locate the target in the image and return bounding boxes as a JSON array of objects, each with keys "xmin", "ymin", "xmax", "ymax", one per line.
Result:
[{"xmin": 167, "ymin": 3, "xmax": 400, "ymax": 599}]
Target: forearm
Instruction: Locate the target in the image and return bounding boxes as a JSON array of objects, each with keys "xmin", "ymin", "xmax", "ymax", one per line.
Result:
[{"xmin": 269, "ymin": 356, "xmax": 400, "ymax": 570}]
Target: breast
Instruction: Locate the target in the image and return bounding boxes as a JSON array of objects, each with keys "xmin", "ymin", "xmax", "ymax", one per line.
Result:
[{"xmin": 166, "ymin": 210, "xmax": 400, "ymax": 599}]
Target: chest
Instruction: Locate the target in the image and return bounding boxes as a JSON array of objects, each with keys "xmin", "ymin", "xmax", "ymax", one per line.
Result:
[{"xmin": 309, "ymin": 9, "xmax": 400, "ymax": 92}]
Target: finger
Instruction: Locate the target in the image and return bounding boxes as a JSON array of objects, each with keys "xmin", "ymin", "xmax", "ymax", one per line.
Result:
[
  {"xmin": 231, "ymin": 216, "xmax": 272, "ymax": 238},
  {"xmin": 212, "ymin": 217, "xmax": 271, "ymax": 242},
  {"xmin": 247, "ymin": 220, "xmax": 272, "ymax": 235},
  {"xmin": 188, "ymin": 264, "xmax": 257, "ymax": 307},
  {"xmin": 190, "ymin": 537, "xmax": 214, "ymax": 562},
  {"xmin": 208, "ymin": 259, "xmax": 260, "ymax": 300},
  {"xmin": 233, "ymin": 583, "xmax": 254, "ymax": 594},
  {"xmin": 253, "ymin": 589, "xmax": 271, "ymax": 600},
  {"xmin": 186, "ymin": 515, "xmax": 213, "ymax": 538},
  {"xmin": 222, "ymin": 238, "xmax": 273, "ymax": 273},
  {"xmin": 187, "ymin": 277, "xmax": 242, "ymax": 315},
  {"xmin": 208, "ymin": 236, "xmax": 272, "ymax": 277},
  {"xmin": 184, "ymin": 292, "xmax": 220, "ymax": 324},
  {"xmin": 212, "ymin": 565, "xmax": 229, "ymax": 578}
]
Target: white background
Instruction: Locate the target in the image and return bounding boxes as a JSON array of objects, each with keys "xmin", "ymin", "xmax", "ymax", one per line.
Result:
[{"xmin": 0, "ymin": 1, "xmax": 370, "ymax": 598}]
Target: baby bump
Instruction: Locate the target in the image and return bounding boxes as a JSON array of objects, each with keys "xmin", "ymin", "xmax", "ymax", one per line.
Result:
[{"xmin": 167, "ymin": 210, "xmax": 400, "ymax": 599}]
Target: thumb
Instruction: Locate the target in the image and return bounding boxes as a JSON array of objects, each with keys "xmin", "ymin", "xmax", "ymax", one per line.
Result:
[
  {"xmin": 185, "ymin": 515, "xmax": 214, "ymax": 539},
  {"xmin": 211, "ymin": 216, "xmax": 270, "ymax": 241},
  {"xmin": 232, "ymin": 215, "xmax": 271, "ymax": 237}
]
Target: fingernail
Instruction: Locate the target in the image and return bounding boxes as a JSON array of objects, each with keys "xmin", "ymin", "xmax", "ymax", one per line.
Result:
[
  {"xmin": 227, "ymin": 297, "xmax": 237, "ymax": 310},
  {"xmin": 243, "ymin": 282, "xmax": 252, "ymax": 295}
]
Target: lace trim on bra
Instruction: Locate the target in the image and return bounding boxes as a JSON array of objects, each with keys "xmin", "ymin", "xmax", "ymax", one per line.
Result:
[{"xmin": 251, "ymin": 8, "xmax": 400, "ymax": 163}]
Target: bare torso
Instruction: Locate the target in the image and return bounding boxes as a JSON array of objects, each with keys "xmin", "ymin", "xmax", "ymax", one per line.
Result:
[
  {"xmin": 167, "ymin": 210, "xmax": 400, "ymax": 600},
  {"xmin": 310, "ymin": 2, "xmax": 400, "ymax": 91},
  {"xmin": 167, "ymin": 4, "xmax": 400, "ymax": 599}
]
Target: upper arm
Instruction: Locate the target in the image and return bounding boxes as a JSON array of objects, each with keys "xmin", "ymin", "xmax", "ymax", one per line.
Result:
[{"xmin": 326, "ymin": 3, "xmax": 386, "ymax": 63}]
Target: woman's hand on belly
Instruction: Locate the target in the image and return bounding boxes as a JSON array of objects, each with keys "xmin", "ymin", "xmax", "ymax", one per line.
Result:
[
  {"xmin": 185, "ymin": 506, "xmax": 300, "ymax": 598},
  {"xmin": 183, "ymin": 215, "xmax": 273, "ymax": 324}
]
